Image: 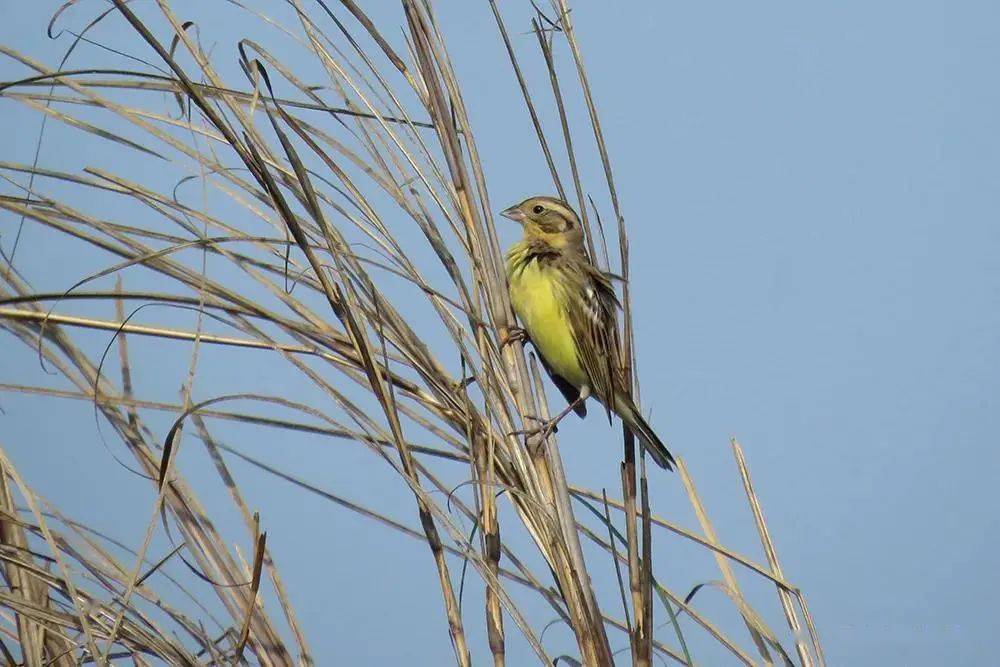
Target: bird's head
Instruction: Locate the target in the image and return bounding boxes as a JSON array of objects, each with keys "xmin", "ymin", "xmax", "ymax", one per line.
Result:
[{"xmin": 501, "ymin": 196, "xmax": 584, "ymax": 249}]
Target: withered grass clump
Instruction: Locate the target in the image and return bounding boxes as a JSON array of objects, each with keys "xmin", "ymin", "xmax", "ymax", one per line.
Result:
[{"xmin": 0, "ymin": 1, "xmax": 823, "ymax": 665}]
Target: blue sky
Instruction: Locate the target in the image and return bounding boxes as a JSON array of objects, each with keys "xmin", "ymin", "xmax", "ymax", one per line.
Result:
[{"xmin": 2, "ymin": 1, "xmax": 999, "ymax": 665}]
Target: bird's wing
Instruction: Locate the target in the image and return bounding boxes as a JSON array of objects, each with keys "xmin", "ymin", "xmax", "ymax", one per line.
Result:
[{"xmin": 564, "ymin": 258, "xmax": 623, "ymax": 423}]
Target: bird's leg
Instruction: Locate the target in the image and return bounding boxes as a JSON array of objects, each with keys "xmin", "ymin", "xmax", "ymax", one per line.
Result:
[
  {"xmin": 499, "ymin": 326, "xmax": 527, "ymax": 350},
  {"xmin": 510, "ymin": 386, "xmax": 591, "ymax": 445},
  {"xmin": 542, "ymin": 395, "xmax": 587, "ymax": 433}
]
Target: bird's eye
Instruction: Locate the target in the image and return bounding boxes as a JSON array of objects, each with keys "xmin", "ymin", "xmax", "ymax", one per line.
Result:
[{"xmin": 532, "ymin": 205, "xmax": 545, "ymax": 214}]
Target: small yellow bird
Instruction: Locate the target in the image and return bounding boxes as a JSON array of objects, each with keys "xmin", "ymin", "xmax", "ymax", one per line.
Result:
[{"xmin": 502, "ymin": 196, "xmax": 674, "ymax": 470}]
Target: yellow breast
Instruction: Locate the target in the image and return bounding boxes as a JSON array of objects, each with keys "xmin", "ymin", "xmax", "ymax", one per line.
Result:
[{"xmin": 506, "ymin": 256, "xmax": 587, "ymax": 388}]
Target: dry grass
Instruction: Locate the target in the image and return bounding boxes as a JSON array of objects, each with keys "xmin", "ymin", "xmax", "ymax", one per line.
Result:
[{"xmin": 0, "ymin": 1, "xmax": 823, "ymax": 664}]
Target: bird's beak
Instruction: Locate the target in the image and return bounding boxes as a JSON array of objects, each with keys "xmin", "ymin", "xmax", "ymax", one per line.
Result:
[{"xmin": 501, "ymin": 205, "xmax": 526, "ymax": 223}]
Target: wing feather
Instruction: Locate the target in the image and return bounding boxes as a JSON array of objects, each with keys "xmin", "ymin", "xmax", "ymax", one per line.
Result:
[{"xmin": 562, "ymin": 256, "xmax": 623, "ymax": 422}]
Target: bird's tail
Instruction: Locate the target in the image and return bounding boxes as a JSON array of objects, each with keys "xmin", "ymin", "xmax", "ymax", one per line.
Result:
[{"xmin": 615, "ymin": 397, "xmax": 675, "ymax": 471}]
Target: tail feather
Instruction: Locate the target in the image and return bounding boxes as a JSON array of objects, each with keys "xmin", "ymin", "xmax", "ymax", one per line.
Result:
[{"xmin": 616, "ymin": 397, "xmax": 675, "ymax": 471}]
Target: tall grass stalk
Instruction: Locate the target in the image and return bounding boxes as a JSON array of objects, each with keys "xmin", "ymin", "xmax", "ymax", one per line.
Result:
[{"xmin": 0, "ymin": 2, "xmax": 823, "ymax": 664}]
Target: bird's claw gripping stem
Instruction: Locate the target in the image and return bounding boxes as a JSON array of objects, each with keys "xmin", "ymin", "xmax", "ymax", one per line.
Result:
[
  {"xmin": 507, "ymin": 395, "xmax": 586, "ymax": 447},
  {"xmin": 499, "ymin": 326, "xmax": 527, "ymax": 350}
]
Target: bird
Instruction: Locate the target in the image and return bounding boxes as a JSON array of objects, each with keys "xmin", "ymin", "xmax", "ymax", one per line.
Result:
[{"xmin": 501, "ymin": 195, "xmax": 675, "ymax": 470}]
